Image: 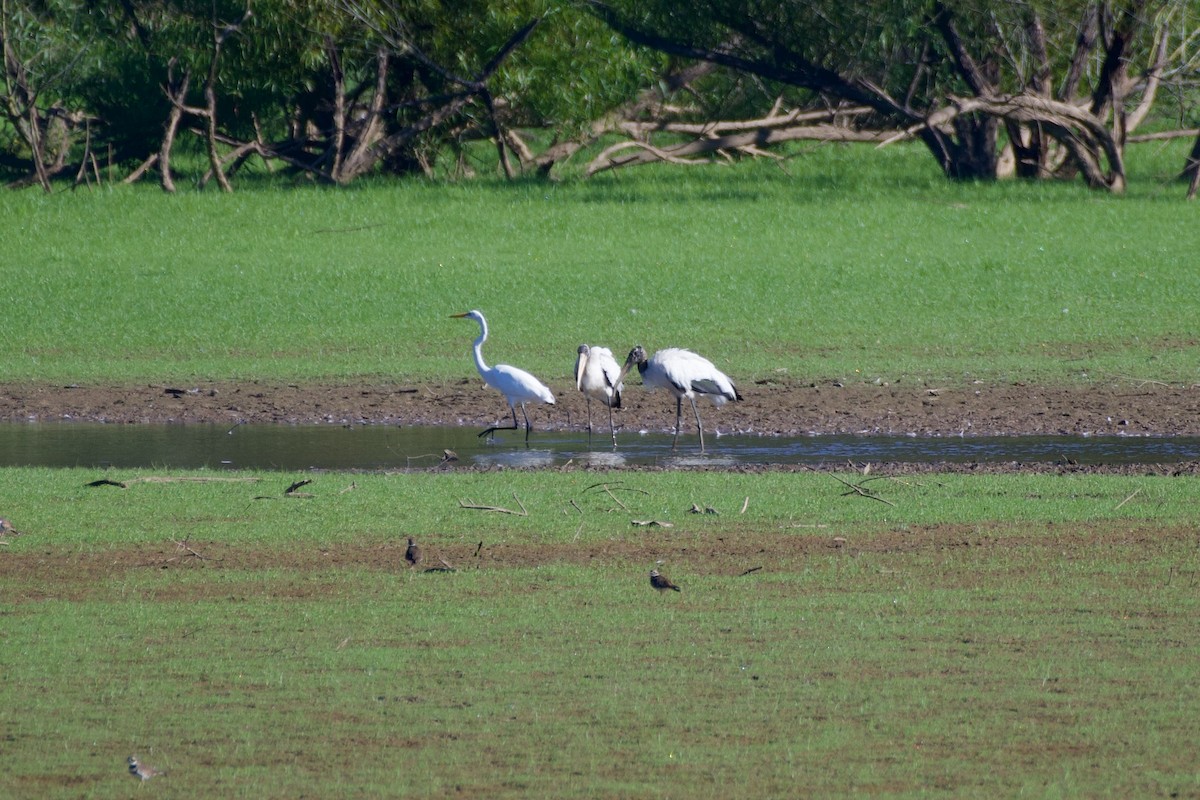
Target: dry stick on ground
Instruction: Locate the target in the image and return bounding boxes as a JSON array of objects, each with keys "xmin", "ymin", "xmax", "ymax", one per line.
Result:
[
  {"xmin": 285, "ymin": 479, "xmax": 313, "ymax": 495},
  {"xmin": 1114, "ymin": 488, "xmax": 1143, "ymax": 511},
  {"xmin": 825, "ymin": 472, "xmax": 897, "ymax": 507},
  {"xmin": 740, "ymin": 497, "xmax": 750, "ymax": 514},
  {"xmin": 168, "ymin": 537, "xmax": 219, "ymax": 563},
  {"xmin": 739, "ymin": 566, "xmax": 763, "ymax": 576},
  {"xmin": 603, "ymin": 486, "xmax": 628, "ymax": 511},
  {"xmin": 582, "ymin": 482, "xmax": 650, "ymax": 510},
  {"xmin": 459, "ymin": 494, "xmax": 528, "ymax": 515}
]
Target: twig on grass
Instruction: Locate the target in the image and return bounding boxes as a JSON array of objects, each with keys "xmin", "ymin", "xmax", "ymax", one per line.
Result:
[
  {"xmin": 739, "ymin": 566, "xmax": 763, "ymax": 576},
  {"xmin": 459, "ymin": 494, "xmax": 528, "ymax": 515},
  {"xmin": 631, "ymin": 519, "xmax": 673, "ymax": 527},
  {"xmin": 740, "ymin": 496, "xmax": 749, "ymax": 514},
  {"xmin": 583, "ymin": 481, "xmax": 649, "ymax": 497},
  {"xmin": 1101, "ymin": 372, "xmax": 1171, "ymax": 388},
  {"xmin": 165, "ymin": 537, "xmax": 222, "ymax": 564},
  {"xmin": 827, "ymin": 472, "xmax": 897, "ymax": 507},
  {"xmin": 604, "ymin": 485, "xmax": 629, "ymax": 511},
  {"xmin": 285, "ymin": 479, "xmax": 313, "ymax": 495},
  {"xmin": 1114, "ymin": 488, "xmax": 1142, "ymax": 511}
]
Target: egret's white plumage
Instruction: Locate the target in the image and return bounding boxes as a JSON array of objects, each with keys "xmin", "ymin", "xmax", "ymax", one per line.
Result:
[
  {"xmin": 618, "ymin": 345, "xmax": 742, "ymax": 451},
  {"xmin": 574, "ymin": 344, "xmax": 623, "ymax": 447},
  {"xmin": 451, "ymin": 310, "xmax": 555, "ymax": 440}
]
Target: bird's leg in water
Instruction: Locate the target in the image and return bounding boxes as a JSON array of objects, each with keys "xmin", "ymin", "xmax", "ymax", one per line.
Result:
[
  {"xmin": 477, "ymin": 405, "xmax": 522, "ymax": 440},
  {"xmin": 690, "ymin": 396, "xmax": 705, "ymax": 452},
  {"xmin": 672, "ymin": 397, "xmax": 683, "ymax": 450},
  {"xmin": 520, "ymin": 403, "xmax": 533, "ymax": 442}
]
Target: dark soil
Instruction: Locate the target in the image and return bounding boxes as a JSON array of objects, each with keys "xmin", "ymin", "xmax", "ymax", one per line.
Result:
[
  {"xmin": 3, "ymin": 378, "xmax": 1199, "ymax": 474},
  {"xmin": 4, "ymin": 378, "xmax": 1198, "ymax": 434}
]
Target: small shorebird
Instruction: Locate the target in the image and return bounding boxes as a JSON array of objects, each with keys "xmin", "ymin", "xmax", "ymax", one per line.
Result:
[
  {"xmin": 127, "ymin": 755, "xmax": 164, "ymax": 781},
  {"xmin": 405, "ymin": 537, "xmax": 423, "ymax": 568},
  {"xmin": 649, "ymin": 569, "xmax": 681, "ymax": 593}
]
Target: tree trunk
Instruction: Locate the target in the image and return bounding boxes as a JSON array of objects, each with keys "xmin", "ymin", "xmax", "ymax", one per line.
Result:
[{"xmin": 1184, "ymin": 132, "xmax": 1200, "ymax": 200}]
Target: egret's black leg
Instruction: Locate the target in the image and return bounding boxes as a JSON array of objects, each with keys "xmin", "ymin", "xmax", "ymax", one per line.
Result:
[{"xmin": 477, "ymin": 405, "xmax": 521, "ymax": 440}]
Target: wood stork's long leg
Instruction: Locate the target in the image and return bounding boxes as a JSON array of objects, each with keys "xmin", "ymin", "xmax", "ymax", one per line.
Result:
[
  {"xmin": 689, "ymin": 396, "xmax": 705, "ymax": 452},
  {"xmin": 585, "ymin": 397, "xmax": 594, "ymax": 444},
  {"xmin": 607, "ymin": 403, "xmax": 617, "ymax": 448},
  {"xmin": 520, "ymin": 403, "xmax": 533, "ymax": 441},
  {"xmin": 672, "ymin": 396, "xmax": 683, "ymax": 449}
]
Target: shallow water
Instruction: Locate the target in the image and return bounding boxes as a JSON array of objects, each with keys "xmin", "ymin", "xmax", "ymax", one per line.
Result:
[{"xmin": 1, "ymin": 422, "xmax": 1198, "ymax": 471}]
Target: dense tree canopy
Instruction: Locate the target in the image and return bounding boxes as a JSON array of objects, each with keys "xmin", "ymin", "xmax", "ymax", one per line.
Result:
[{"xmin": 1, "ymin": 0, "xmax": 1197, "ymax": 192}]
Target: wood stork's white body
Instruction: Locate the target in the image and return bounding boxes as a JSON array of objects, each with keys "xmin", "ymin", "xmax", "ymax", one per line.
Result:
[
  {"xmin": 574, "ymin": 344, "xmax": 623, "ymax": 446},
  {"xmin": 619, "ymin": 345, "xmax": 741, "ymax": 451},
  {"xmin": 451, "ymin": 310, "xmax": 555, "ymax": 440}
]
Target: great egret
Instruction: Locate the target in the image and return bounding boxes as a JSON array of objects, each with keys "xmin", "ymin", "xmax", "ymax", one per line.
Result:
[
  {"xmin": 618, "ymin": 345, "xmax": 742, "ymax": 451},
  {"xmin": 451, "ymin": 310, "xmax": 555, "ymax": 440},
  {"xmin": 649, "ymin": 569, "xmax": 681, "ymax": 592},
  {"xmin": 574, "ymin": 344, "xmax": 623, "ymax": 447}
]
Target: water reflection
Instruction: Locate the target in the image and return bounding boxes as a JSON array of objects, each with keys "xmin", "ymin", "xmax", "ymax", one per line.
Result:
[
  {"xmin": 0, "ymin": 422, "xmax": 1198, "ymax": 471},
  {"xmin": 474, "ymin": 448, "xmax": 556, "ymax": 469}
]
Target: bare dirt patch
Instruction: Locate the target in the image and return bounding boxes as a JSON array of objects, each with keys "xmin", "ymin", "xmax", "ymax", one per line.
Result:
[{"xmin": 3, "ymin": 378, "xmax": 1198, "ymax": 436}]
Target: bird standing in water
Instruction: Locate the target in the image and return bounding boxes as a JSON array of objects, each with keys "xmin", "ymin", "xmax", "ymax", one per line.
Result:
[
  {"xmin": 574, "ymin": 344, "xmax": 623, "ymax": 447},
  {"xmin": 618, "ymin": 345, "xmax": 742, "ymax": 451},
  {"xmin": 451, "ymin": 310, "xmax": 555, "ymax": 441}
]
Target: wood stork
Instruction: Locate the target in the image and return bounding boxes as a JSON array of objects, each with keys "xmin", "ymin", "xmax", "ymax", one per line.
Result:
[
  {"xmin": 574, "ymin": 344, "xmax": 623, "ymax": 447},
  {"xmin": 451, "ymin": 310, "xmax": 555, "ymax": 440},
  {"xmin": 618, "ymin": 345, "xmax": 742, "ymax": 451}
]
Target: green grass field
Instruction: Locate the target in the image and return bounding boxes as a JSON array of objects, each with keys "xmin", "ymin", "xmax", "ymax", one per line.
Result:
[
  {"xmin": 3, "ymin": 143, "xmax": 1200, "ymax": 797},
  {"xmin": 2, "ymin": 467, "xmax": 1199, "ymax": 798},
  {"xmin": 2, "ymin": 141, "xmax": 1198, "ymax": 386}
]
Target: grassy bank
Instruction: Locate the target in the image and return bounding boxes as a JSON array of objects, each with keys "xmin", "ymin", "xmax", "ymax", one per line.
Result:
[
  {"xmin": 2, "ymin": 467, "xmax": 1198, "ymax": 797},
  {"xmin": 3, "ymin": 141, "xmax": 1198, "ymax": 387}
]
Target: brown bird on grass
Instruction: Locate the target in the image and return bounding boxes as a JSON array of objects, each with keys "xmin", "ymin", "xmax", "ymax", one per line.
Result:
[
  {"xmin": 405, "ymin": 538, "xmax": 423, "ymax": 568},
  {"xmin": 649, "ymin": 569, "xmax": 681, "ymax": 593},
  {"xmin": 127, "ymin": 755, "xmax": 164, "ymax": 781}
]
